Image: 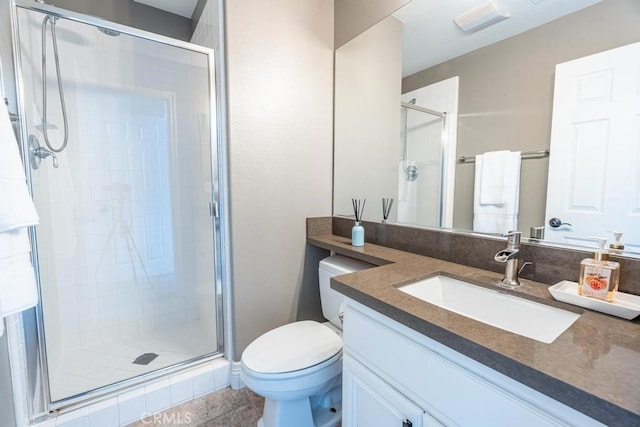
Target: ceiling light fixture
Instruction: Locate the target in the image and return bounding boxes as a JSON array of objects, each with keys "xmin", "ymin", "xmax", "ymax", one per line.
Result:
[{"xmin": 454, "ymin": 0, "xmax": 511, "ymax": 33}]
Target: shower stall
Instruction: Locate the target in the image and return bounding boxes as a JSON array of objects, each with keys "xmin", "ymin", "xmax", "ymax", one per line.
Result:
[
  {"xmin": 9, "ymin": 0, "xmax": 226, "ymax": 412},
  {"xmin": 397, "ymin": 100, "xmax": 447, "ymax": 228}
]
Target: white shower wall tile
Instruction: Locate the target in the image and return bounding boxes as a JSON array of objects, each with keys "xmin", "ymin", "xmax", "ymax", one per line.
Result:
[
  {"xmin": 87, "ymin": 405, "xmax": 119, "ymax": 427},
  {"xmin": 31, "ymin": 358, "xmax": 230, "ymax": 427},
  {"xmin": 7, "ymin": 314, "xmax": 29, "ymax": 427},
  {"xmin": 144, "ymin": 379, "xmax": 171, "ymax": 414},
  {"xmin": 117, "ymin": 393, "xmax": 146, "ymax": 425},
  {"xmin": 213, "ymin": 363, "xmax": 230, "ymax": 391},
  {"xmin": 55, "ymin": 406, "xmax": 90, "ymax": 427},
  {"xmin": 192, "ymin": 369, "xmax": 216, "ymax": 398},
  {"xmin": 169, "ymin": 376, "xmax": 193, "ymax": 406}
]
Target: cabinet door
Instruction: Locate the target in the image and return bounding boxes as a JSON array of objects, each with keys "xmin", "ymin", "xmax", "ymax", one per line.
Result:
[{"xmin": 343, "ymin": 355, "xmax": 426, "ymax": 427}]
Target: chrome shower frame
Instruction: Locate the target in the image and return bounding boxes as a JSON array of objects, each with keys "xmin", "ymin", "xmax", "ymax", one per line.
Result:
[
  {"xmin": 400, "ymin": 101, "xmax": 447, "ymax": 227},
  {"xmin": 8, "ymin": 0, "xmax": 232, "ymax": 417}
]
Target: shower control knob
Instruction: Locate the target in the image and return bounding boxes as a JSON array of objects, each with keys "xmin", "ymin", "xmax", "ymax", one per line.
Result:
[{"xmin": 29, "ymin": 135, "xmax": 59, "ymax": 169}]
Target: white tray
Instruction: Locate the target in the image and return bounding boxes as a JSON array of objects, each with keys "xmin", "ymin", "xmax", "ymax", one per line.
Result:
[{"xmin": 549, "ymin": 281, "xmax": 640, "ymax": 320}]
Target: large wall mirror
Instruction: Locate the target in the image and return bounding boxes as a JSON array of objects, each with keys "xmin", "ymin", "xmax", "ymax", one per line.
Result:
[{"xmin": 334, "ymin": 0, "xmax": 640, "ymax": 255}]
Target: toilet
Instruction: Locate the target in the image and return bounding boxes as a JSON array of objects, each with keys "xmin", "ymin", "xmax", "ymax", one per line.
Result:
[{"xmin": 240, "ymin": 255, "xmax": 372, "ymax": 427}]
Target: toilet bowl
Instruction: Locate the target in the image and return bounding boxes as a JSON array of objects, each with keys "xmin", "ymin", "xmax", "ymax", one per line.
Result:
[{"xmin": 240, "ymin": 255, "xmax": 373, "ymax": 427}]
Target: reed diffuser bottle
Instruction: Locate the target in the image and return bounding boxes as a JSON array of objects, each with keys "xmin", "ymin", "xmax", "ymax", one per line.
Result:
[{"xmin": 351, "ymin": 198, "xmax": 366, "ymax": 246}]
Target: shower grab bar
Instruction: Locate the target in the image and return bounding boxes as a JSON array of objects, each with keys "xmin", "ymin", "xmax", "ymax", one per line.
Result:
[{"xmin": 458, "ymin": 149, "xmax": 550, "ymax": 163}]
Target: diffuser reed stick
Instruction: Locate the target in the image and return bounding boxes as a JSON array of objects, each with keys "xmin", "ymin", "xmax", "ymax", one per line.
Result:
[
  {"xmin": 382, "ymin": 198, "xmax": 394, "ymax": 223},
  {"xmin": 351, "ymin": 198, "xmax": 366, "ymax": 223}
]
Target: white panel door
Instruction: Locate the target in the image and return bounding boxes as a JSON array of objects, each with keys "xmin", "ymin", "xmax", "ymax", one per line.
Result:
[{"xmin": 545, "ymin": 42, "xmax": 640, "ymax": 251}]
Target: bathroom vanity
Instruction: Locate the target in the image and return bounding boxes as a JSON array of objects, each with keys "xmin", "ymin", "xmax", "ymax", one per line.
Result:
[
  {"xmin": 342, "ymin": 300, "xmax": 600, "ymax": 426},
  {"xmin": 306, "ymin": 221, "xmax": 640, "ymax": 427}
]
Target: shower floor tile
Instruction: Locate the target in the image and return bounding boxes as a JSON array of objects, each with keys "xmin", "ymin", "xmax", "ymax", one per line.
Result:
[{"xmin": 49, "ymin": 320, "xmax": 217, "ymax": 402}]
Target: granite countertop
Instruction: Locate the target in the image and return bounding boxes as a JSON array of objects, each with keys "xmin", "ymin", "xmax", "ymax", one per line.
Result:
[{"xmin": 307, "ymin": 234, "xmax": 640, "ymax": 426}]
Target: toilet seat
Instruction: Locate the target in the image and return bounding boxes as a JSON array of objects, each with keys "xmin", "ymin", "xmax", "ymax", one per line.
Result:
[{"xmin": 242, "ymin": 320, "xmax": 342, "ymax": 374}]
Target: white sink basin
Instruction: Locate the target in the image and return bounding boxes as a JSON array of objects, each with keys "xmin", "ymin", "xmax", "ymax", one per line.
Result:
[{"xmin": 398, "ymin": 275, "xmax": 580, "ymax": 343}]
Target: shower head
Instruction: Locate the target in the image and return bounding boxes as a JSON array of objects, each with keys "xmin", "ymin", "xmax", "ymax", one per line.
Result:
[{"xmin": 98, "ymin": 27, "xmax": 121, "ymax": 37}]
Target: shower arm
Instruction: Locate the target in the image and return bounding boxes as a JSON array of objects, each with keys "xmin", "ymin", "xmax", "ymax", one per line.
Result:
[{"xmin": 41, "ymin": 15, "xmax": 69, "ymax": 153}]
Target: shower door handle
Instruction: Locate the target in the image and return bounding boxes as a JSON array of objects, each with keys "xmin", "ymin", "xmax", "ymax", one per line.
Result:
[{"xmin": 209, "ymin": 201, "xmax": 218, "ymax": 218}]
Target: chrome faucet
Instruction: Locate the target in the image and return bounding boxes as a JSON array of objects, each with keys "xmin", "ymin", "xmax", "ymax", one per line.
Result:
[{"xmin": 494, "ymin": 231, "xmax": 530, "ymax": 287}]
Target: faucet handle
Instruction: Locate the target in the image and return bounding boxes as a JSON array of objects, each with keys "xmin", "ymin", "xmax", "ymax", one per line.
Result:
[
  {"xmin": 518, "ymin": 261, "xmax": 532, "ymax": 275},
  {"xmin": 502, "ymin": 230, "xmax": 521, "ymax": 246}
]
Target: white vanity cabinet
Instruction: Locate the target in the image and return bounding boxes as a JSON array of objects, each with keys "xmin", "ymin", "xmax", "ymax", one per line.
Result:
[
  {"xmin": 343, "ymin": 355, "xmax": 431, "ymax": 427},
  {"xmin": 341, "ymin": 299, "xmax": 604, "ymax": 427}
]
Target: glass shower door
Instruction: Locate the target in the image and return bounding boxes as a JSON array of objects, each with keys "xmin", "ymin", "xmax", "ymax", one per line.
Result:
[
  {"xmin": 14, "ymin": 5, "xmax": 220, "ymax": 403},
  {"xmin": 397, "ymin": 106, "xmax": 445, "ymax": 228}
]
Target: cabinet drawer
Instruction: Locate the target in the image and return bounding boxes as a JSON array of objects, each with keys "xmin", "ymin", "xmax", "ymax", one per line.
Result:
[{"xmin": 343, "ymin": 301, "xmax": 603, "ymax": 427}]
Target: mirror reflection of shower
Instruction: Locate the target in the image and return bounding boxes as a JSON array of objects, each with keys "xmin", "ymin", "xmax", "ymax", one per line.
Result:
[
  {"xmin": 398, "ymin": 98, "xmax": 447, "ymax": 228},
  {"xmin": 401, "ymin": 98, "xmax": 419, "ymax": 182}
]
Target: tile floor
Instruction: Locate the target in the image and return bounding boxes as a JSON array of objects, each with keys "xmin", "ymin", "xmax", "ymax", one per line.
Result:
[
  {"xmin": 125, "ymin": 386, "xmax": 264, "ymax": 427},
  {"xmin": 50, "ymin": 321, "xmax": 216, "ymax": 401}
]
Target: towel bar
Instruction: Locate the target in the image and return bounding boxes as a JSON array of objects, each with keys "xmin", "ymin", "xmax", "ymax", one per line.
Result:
[{"xmin": 458, "ymin": 149, "xmax": 549, "ymax": 163}]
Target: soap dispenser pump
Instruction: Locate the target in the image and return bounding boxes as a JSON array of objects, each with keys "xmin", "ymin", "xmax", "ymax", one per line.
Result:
[
  {"xmin": 607, "ymin": 230, "xmax": 625, "ymax": 253},
  {"xmin": 578, "ymin": 238, "xmax": 620, "ymax": 302}
]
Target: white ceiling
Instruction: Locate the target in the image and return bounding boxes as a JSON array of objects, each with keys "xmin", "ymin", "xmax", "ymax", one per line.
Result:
[
  {"xmin": 134, "ymin": 0, "xmax": 602, "ymax": 77},
  {"xmin": 133, "ymin": 0, "xmax": 198, "ymax": 19},
  {"xmin": 394, "ymin": 0, "xmax": 601, "ymax": 77}
]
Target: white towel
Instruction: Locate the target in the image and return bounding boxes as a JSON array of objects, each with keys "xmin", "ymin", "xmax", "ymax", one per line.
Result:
[
  {"xmin": 0, "ymin": 101, "xmax": 39, "ymax": 232},
  {"xmin": 479, "ymin": 150, "xmax": 510, "ymax": 205},
  {"xmin": 0, "ymin": 250, "xmax": 38, "ymax": 317},
  {"xmin": 0, "ymin": 102, "xmax": 39, "ymax": 337},
  {"xmin": 473, "ymin": 151, "xmax": 521, "ymax": 234}
]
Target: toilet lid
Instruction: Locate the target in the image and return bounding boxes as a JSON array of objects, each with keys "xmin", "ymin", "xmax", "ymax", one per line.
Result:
[{"xmin": 242, "ymin": 321, "xmax": 342, "ymax": 374}]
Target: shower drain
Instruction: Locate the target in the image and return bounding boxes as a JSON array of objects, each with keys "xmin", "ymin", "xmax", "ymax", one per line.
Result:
[{"xmin": 133, "ymin": 352, "xmax": 159, "ymax": 365}]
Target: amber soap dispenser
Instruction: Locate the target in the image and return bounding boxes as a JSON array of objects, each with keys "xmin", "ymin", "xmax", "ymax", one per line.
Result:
[{"xmin": 578, "ymin": 238, "xmax": 620, "ymax": 302}]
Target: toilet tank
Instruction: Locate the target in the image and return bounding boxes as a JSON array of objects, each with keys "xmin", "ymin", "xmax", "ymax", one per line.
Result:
[{"xmin": 319, "ymin": 255, "xmax": 373, "ymax": 329}]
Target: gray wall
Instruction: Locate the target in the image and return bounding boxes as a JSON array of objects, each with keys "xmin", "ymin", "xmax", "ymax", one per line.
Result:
[
  {"xmin": 334, "ymin": 0, "xmax": 409, "ymax": 48},
  {"xmin": 334, "ymin": 15, "xmax": 402, "ymax": 218},
  {"xmin": 225, "ymin": 0, "xmax": 334, "ymax": 358},
  {"xmin": 403, "ymin": 0, "xmax": 640, "ymax": 233},
  {"xmin": 42, "ymin": 0, "xmax": 192, "ymax": 40}
]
